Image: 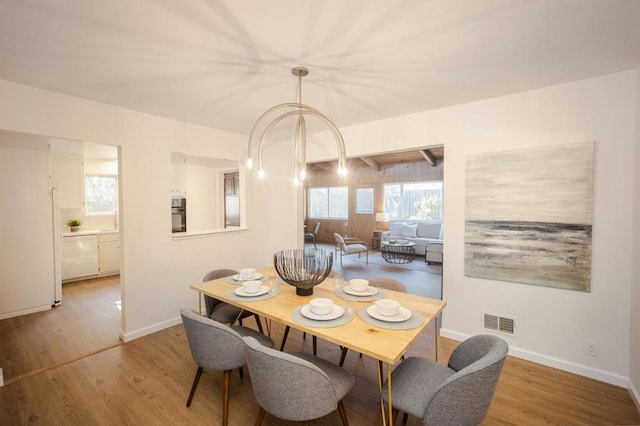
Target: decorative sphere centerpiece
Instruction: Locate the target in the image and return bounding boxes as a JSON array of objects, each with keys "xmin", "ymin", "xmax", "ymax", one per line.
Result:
[{"xmin": 273, "ymin": 248, "xmax": 333, "ymax": 296}]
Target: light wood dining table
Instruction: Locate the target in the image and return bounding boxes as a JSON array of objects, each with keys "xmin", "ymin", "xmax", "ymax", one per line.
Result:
[{"xmin": 190, "ymin": 267, "xmax": 447, "ymax": 426}]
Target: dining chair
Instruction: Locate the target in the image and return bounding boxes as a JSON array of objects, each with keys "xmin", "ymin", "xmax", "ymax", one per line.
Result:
[
  {"xmin": 202, "ymin": 268, "xmax": 264, "ymax": 333},
  {"xmin": 338, "ymin": 277, "xmax": 407, "ymax": 367},
  {"xmin": 304, "ymin": 222, "xmax": 320, "ymax": 248},
  {"xmin": 243, "ymin": 335, "xmax": 355, "ymax": 425},
  {"xmin": 334, "ymin": 233, "xmax": 368, "ymax": 266},
  {"xmin": 381, "ymin": 334, "xmax": 508, "ymax": 425},
  {"xmin": 180, "ymin": 308, "xmax": 274, "ymax": 426}
]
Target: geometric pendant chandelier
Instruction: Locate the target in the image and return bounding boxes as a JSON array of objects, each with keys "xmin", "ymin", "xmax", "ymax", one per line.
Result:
[{"xmin": 246, "ymin": 66, "xmax": 347, "ymax": 184}]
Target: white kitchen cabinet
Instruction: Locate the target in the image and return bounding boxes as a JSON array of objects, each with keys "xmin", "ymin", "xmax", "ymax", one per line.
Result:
[
  {"xmin": 51, "ymin": 154, "xmax": 84, "ymax": 209},
  {"xmin": 98, "ymin": 232, "xmax": 120, "ymax": 275},
  {"xmin": 170, "ymin": 153, "xmax": 187, "ymax": 196}
]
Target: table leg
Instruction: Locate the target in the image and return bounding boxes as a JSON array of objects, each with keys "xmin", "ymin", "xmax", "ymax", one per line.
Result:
[
  {"xmin": 435, "ymin": 315, "xmax": 439, "ymax": 362},
  {"xmin": 377, "ymin": 360, "xmax": 387, "ymax": 426},
  {"xmin": 387, "ymin": 361, "xmax": 393, "ymax": 426}
]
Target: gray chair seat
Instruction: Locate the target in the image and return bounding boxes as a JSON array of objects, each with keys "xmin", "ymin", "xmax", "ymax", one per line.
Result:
[
  {"xmin": 212, "ymin": 302, "xmax": 254, "ymax": 324},
  {"xmin": 383, "ymin": 357, "xmax": 454, "ymax": 418},
  {"xmin": 381, "ymin": 335, "xmax": 508, "ymax": 426},
  {"xmin": 181, "ymin": 308, "xmax": 274, "ymax": 426},
  {"xmin": 243, "ymin": 336, "xmax": 355, "ymax": 425}
]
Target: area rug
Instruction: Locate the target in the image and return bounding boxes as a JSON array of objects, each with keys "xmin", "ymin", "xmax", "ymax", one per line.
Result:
[{"xmin": 352, "ymin": 251, "xmax": 442, "ymax": 274}]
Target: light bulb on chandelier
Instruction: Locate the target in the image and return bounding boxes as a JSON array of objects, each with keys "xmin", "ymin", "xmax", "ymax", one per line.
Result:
[{"xmin": 246, "ymin": 67, "xmax": 347, "ymax": 183}]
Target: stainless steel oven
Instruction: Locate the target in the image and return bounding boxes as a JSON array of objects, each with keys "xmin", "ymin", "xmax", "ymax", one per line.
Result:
[{"xmin": 171, "ymin": 197, "xmax": 186, "ymax": 233}]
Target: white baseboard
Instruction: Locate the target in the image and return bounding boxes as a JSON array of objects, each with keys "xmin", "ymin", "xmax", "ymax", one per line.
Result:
[
  {"xmin": 120, "ymin": 316, "xmax": 182, "ymax": 342},
  {"xmin": 0, "ymin": 304, "xmax": 51, "ymax": 320},
  {"xmin": 630, "ymin": 378, "xmax": 640, "ymax": 411},
  {"xmin": 440, "ymin": 328, "xmax": 629, "ymax": 388}
]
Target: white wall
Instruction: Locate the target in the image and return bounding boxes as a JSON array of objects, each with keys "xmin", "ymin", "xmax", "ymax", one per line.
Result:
[
  {"xmin": 630, "ymin": 70, "xmax": 640, "ymax": 405},
  {"xmin": 0, "ymin": 79, "xmax": 298, "ymax": 340},
  {"xmin": 308, "ymin": 70, "xmax": 638, "ymax": 388}
]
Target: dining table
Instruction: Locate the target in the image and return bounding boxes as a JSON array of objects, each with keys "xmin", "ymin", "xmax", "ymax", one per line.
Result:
[{"xmin": 190, "ymin": 266, "xmax": 447, "ymax": 426}]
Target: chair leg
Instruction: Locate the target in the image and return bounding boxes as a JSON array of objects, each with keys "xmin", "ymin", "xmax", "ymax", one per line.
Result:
[
  {"xmin": 254, "ymin": 406, "xmax": 266, "ymax": 426},
  {"xmin": 223, "ymin": 370, "xmax": 231, "ymax": 426},
  {"xmin": 339, "ymin": 347, "xmax": 348, "ymax": 367},
  {"xmin": 280, "ymin": 326, "xmax": 290, "ymax": 351},
  {"xmin": 186, "ymin": 366, "xmax": 204, "ymax": 407},
  {"xmin": 337, "ymin": 400, "xmax": 349, "ymax": 426},
  {"xmin": 402, "ymin": 412, "xmax": 409, "ymax": 424},
  {"xmin": 366, "ymin": 250, "xmax": 368, "ymax": 264},
  {"xmin": 312, "ymin": 235, "xmax": 317, "ymax": 249},
  {"xmin": 254, "ymin": 314, "xmax": 264, "ymax": 334},
  {"xmin": 312, "ymin": 335, "xmax": 317, "ymax": 356},
  {"xmin": 239, "ymin": 366, "xmax": 243, "ymax": 379}
]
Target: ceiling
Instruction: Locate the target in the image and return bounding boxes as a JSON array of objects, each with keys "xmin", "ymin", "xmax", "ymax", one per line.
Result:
[{"xmin": 1, "ymin": 0, "xmax": 640, "ymax": 144}]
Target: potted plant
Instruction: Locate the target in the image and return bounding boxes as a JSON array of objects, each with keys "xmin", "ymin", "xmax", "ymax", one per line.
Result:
[{"xmin": 67, "ymin": 219, "xmax": 82, "ymax": 232}]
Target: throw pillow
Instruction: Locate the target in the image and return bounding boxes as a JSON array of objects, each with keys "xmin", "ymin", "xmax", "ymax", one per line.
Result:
[
  {"xmin": 402, "ymin": 224, "xmax": 417, "ymax": 238},
  {"xmin": 389, "ymin": 223, "xmax": 403, "ymax": 237}
]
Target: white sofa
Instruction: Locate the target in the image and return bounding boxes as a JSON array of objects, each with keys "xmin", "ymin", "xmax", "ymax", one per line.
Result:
[{"xmin": 381, "ymin": 222, "xmax": 443, "ymax": 263}]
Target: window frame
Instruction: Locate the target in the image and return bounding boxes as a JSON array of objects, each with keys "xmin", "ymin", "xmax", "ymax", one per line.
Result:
[
  {"xmin": 383, "ymin": 180, "xmax": 443, "ymax": 221},
  {"xmin": 308, "ymin": 185, "xmax": 349, "ymax": 219},
  {"xmin": 84, "ymin": 173, "xmax": 119, "ymax": 215}
]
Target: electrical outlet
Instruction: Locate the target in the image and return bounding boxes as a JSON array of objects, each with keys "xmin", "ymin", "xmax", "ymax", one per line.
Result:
[{"xmin": 585, "ymin": 340, "xmax": 598, "ymax": 357}]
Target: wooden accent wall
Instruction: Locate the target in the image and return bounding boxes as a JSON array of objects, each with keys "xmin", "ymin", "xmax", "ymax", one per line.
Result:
[{"xmin": 304, "ymin": 160, "xmax": 444, "ymax": 245}]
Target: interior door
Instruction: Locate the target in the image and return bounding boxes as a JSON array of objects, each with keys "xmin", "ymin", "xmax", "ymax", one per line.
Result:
[{"xmin": 350, "ymin": 186, "xmax": 374, "ymax": 243}]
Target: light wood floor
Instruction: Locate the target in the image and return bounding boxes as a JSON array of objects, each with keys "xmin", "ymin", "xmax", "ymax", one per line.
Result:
[{"xmin": 1, "ymin": 262, "xmax": 639, "ymax": 424}]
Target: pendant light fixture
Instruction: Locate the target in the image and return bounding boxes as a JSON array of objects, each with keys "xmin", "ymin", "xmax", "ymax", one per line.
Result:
[{"xmin": 246, "ymin": 67, "xmax": 347, "ymax": 184}]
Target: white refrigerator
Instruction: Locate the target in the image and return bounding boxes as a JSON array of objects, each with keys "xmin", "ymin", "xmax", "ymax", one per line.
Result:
[{"xmin": 0, "ymin": 133, "xmax": 62, "ymax": 320}]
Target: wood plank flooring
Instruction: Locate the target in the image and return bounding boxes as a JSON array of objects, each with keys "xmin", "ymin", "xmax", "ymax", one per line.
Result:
[{"xmin": 1, "ymin": 255, "xmax": 639, "ymax": 424}]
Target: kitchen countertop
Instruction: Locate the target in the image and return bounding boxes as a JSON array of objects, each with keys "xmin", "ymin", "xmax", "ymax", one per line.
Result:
[{"xmin": 63, "ymin": 229, "xmax": 119, "ymax": 237}]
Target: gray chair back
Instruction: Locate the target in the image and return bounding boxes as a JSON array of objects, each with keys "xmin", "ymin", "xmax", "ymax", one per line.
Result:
[
  {"xmin": 424, "ymin": 335, "xmax": 508, "ymax": 426},
  {"xmin": 368, "ymin": 277, "xmax": 407, "ymax": 293},
  {"xmin": 243, "ymin": 336, "xmax": 340, "ymax": 421},
  {"xmin": 202, "ymin": 268, "xmax": 237, "ymax": 316},
  {"xmin": 180, "ymin": 307, "xmax": 246, "ymax": 371}
]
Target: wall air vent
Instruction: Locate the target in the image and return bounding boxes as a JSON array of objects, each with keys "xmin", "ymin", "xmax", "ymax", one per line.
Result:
[{"xmin": 483, "ymin": 313, "xmax": 516, "ymax": 335}]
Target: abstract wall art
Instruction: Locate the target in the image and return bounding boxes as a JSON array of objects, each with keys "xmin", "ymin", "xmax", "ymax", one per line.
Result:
[{"xmin": 464, "ymin": 142, "xmax": 594, "ymax": 292}]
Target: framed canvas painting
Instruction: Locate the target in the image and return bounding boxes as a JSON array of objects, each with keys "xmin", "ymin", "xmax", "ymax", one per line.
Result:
[{"xmin": 464, "ymin": 141, "xmax": 594, "ymax": 292}]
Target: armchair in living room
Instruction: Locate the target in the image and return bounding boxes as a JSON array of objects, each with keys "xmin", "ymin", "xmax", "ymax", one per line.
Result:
[{"xmin": 334, "ymin": 233, "xmax": 368, "ymax": 266}]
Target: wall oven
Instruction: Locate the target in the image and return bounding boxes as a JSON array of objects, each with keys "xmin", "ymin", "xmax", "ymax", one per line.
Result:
[{"xmin": 171, "ymin": 197, "xmax": 186, "ymax": 233}]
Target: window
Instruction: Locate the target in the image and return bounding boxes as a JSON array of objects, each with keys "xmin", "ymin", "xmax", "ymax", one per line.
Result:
[
  {"xmin": 384, "ymin": 181, "xmax": 442, "ymax": 221},
  {"xmin": 85, "ymin": 175, "xmax": 118, "ymax": 214},
  {"xmin": 308, "ymin": 186, "xmax": 348, "ymax": 218},
  {"xmin": 355, "ymin": 187, "xmax": 374, "ymax": 214}
]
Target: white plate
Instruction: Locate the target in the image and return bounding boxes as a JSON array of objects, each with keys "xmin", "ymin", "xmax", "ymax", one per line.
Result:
[
  {"xmin": 232, "ymin": 272, "xmax": 263, "ymax": 281},
  {"xmin": 300, "ymin": 304, "xmax": 345, "ymax": 321},
  {"xmin": 343, "ymin": 286, "xmax": 379, "ymax": 296},
  {"xmin": 234, "ymin": 285, "xmax": 270, "ymax": 297},
  {"xmin": 366, "ymin": 305, "xmax": 412, "ymax": 322}
]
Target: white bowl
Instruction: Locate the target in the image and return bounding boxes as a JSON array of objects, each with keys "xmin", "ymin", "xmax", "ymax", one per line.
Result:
[
  {"xmin": 239, "ymin": 268, "xmax": 256, "ymax": 280},
  {"xmin": 349, "ymin": 278, "xmax": 369, "ymax": 292},
  {"xmin": 309, "ymin": 298, "xmax": 334, "ymax": 315},
  {"xmin": 375, "ymin": 298, "xmax": 401, "ymax": 317},
  {"xmin": 242, "ymin": 280, "xmax": 262, "ymax": 294}
]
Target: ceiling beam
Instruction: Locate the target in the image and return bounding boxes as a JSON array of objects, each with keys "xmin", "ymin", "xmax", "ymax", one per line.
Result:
[
  {"xmin": 420, "ymin": 149, "xmax": 436, "ymax": 167},
  {"xmin": 360, "ymin": 156, "xmax": 380, "ymax": 171}
]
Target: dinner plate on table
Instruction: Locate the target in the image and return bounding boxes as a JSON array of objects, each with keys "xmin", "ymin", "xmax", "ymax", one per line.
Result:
[
  {"xmin": 232, "ymin": 272, "xmax": 263, "ymax": 281},
  {"xmin": 366, "ymin": 305, "xmax": 412, "ymax": 322},
  {"xmin": 343, "ymin": 286, "xmax": 379, "ymax": 297},
  {"xmin": 234, "ymin": 286, "xmax": 270, "ymax": 297},
  {"xmin": 300, "ymin": 304, "xmax": 345, "ymax": 321}
]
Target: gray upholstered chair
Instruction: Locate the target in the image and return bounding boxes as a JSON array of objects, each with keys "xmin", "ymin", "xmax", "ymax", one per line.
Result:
[
  {"xmin": 180, "ymin": 308, "xmax": 274, "ymax": 426},
  {"xmin": 243, "ymin": 336, "xmax": 355, "ymax": 425},
  {"xmin": 334, "ymin": 232, "xmax": 368, "ymax": 266},
  {"xmin": 304, "ymin": 222, "xmax": 320, "ymax": 248},
  {"xmin": 202, "ymin": 268, "xmax": 263, "ymax": 333},
  {"xmin": 339, "ymin": 277, "xmax": 407, "ymax": 366},
  {"xmin": 382, "ymin": 334, "xmax": 508, "ymax": 426}
]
